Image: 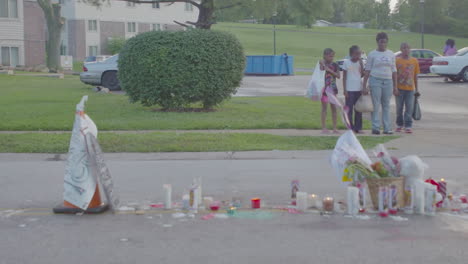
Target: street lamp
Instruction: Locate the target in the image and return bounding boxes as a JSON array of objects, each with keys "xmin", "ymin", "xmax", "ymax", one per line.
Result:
[
  {"xmin": 273, "ymin": 12, "xmax": 277, "ymax": 55},
  {"xmin": 420, "ymin": 0, "xmax": 425, "ymax": 49}
]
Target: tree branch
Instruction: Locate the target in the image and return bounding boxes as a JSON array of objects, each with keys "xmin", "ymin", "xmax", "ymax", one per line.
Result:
[{"xmin": 173, "ymin": 20, "xmax": 190, "ymax": 27}]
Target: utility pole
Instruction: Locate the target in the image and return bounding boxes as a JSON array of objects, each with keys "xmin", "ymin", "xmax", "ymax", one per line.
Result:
[{"xmin": 420, "ymin": 0, "xmax": 425, "ymax": 49}]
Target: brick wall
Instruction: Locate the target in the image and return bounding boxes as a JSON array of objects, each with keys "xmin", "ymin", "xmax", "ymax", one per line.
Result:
[
  {"xmin": 100, "ymin": 21, "xmax": 125, "ymax": 55},
  {"xmin": 23, "ymin": 0, "xmax": 46, "ymax": 67}
]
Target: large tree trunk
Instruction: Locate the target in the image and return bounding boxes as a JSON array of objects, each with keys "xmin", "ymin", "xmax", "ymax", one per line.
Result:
[
  {"xmin": 196, "ymin": 0, "xmax": 215, "ymax": 29},
  {"xmin": 37, "ymin": 0, "xmax": 64, "ymax": 73}
]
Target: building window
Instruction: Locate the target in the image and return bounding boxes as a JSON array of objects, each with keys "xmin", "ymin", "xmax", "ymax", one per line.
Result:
[
  {"xmin": 60, "ymin": 43, "xmax": 67, "ymax": 56},
  {"xmin": 1, "ymin": 46, "xmax": 19, "ymax": 67},
  {"xmin": 88, "ymin": 20, "xmax": 97, "ymax": 31},
  {"xmin": 127, "ymin": 22, "xmax": 136, "ymax": 33},
  {"xmin": 0, "ymin": 0, "xmax": 18, "ymax": 18},
  {"xmin": 152, "ymin": 2, "xmax": 160, "ymax": 8},
  {"xmin": 127, "ymin": 2, "xmax": 135, "ymax": 7},
  {"xmin": 88, "ymin": 46, "xmax": 98, "ymax": 56},
  {"xmin": 59, "ymin": 0, "xmax": 65, "ymax": 4},
  {"xmin": 151, "ymin": 23, "xmax": 161, "ymax": 31},
  {"xmin": 184, "ymin": 2, "xmax": 193, "ymax": 12}
]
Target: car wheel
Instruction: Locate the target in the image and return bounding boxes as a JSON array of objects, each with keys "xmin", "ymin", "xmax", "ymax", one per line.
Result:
[
  {"xmin": 449, "ymin": 76, "xmax": 461, "ymax": 82},
  {"xmin": 462, "ymin": 67, "xmax": 468, "ymax": 82},
  {"xmin": 102, "ymin": 71, "xmax": 120, "ymax": 91}
]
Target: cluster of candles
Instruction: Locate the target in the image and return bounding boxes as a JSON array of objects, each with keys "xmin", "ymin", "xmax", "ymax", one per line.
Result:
[{"xmin": 160, "ymin": 178, "xmax": 461, "ymax": 217}]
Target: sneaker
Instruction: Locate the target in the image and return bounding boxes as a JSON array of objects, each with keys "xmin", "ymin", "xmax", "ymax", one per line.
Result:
[
  {"xmin": 355, "ymin": 130, "xmax": 365, "ymax": 134},
  {"xmin": 405, "ymin": 128, "xmax": 413, "ymax": 134},
  {"xmin": 383, "ymin": 131, "xmax": 394, "ymax": 135},
  {"xmin": 321, "ymin": 129, "xmax": 330, "ymax": 135},
  {"xmin": 372, "ymin": 130, "xmax": 380, "ymax": 135},
  {"xmin": 396, "ymin": 127, "xmax": 403, "ymax": 133}
]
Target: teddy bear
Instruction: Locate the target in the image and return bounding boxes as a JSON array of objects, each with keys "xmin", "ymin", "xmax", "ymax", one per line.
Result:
[{"xmin": 399, "ymin": 155, "xmax": 441, "ymax": 214}]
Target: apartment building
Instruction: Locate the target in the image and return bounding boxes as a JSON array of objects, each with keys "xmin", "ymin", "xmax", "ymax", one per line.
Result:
[
  {"xmin": 0, "ymin": 0, "xmax": 46, "ymax": 67},
  {"xmin": 61, "ymin": 0, "xmax": 198, "ymax": 60},
  {"xmin": 0, "ymin": 0, "xmax": 198, "ymax": 67}
]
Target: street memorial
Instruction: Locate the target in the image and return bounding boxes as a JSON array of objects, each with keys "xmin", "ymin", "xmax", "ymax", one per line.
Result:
[{"xmin": 52, "ymin": 96, "xmax": 468, "ymax": 221}]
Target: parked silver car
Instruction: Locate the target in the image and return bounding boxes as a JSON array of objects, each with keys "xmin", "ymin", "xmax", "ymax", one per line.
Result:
[{"xmin": 80, "ymin": 55, "xmax": 120, "ymax": 90}]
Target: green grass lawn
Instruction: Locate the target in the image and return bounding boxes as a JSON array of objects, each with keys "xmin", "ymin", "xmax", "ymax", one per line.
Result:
[
  {"xmin": 0, "ymin": 132, "xmax": 395, "ymax": 153},
  {"xmin": 214, "ymin": 23, "xmax": 468, "ymax": 68},
  {"xmin": 0, "ymin": 75, "xmax": 367, "ymax": 131}
]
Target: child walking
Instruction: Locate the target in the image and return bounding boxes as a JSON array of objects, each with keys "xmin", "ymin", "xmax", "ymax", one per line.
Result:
[
  {"xmin": 395, "ymin": 42, "xmax": 420, "ymax": 134},
  {"xmin": 320, "ymin": 48, "xmax": 340, "ymax": 134},
  {"xmin": 343, "ymin": 45, "xmax": 365, "ymax": 134}
]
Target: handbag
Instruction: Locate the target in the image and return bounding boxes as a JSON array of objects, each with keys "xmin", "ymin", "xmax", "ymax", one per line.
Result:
[
  {"xmin": 354, "ymin": 94, "xmax": 374, "ymax": 113},
  {"xmin": 413, "ymin": 95, "xmax": 421, "ymax": 120}
]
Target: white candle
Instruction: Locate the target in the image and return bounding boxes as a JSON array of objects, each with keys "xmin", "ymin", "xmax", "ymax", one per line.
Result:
[
  {"xmin": 203, "ymin": 196, "xmax": 213, "ymax": 209},
  {"xmin": 424, "ymin": 185, "xmax": 436, "ymax": 216},
  {"xmin": 347, "ymin": 186, "xmax": 359, "ymax": 216},
  {"xmin": 182, "ymin": 194, "xmax": 190, "ymax": 210},
  {"xmin": 196, "ymin": 177, "xmax": 202, "ymax": 207},
  {"xmin": 163, "ymin": 184, "xmax": 172, "ymax": 209},
  {"xmin": 308, "ymin": 194, "xmax": 320, "ymax": 209},
  {"xmin": 414, "ymin": 181, "xmax": 426, "ymax": 214},
  {"xmin": 296, "ymin": 192, "xmax": 308, "ymax": 211},
  {"xmin": 404, "ymin": 184, "xmax": 415, "ymax": 214},
  {"xmin": 378, "ymin": 186, "xmax": 387, "ymax": 213},
  {"xmin": 192, "ymin": 186, "xmax": 199, "ymax": 211}
]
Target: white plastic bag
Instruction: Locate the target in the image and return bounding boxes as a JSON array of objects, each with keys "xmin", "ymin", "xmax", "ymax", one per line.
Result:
[
  {"xmin": 305, "ymin": 62, "xmax": 325, "ymax": 101},
  {"xmin": 330, "ymin": 130, "xmax": 373, "ymax": 184},
  {"xmin": 354, "ymin": 94, "xmax": 374, "ymax": 113}
]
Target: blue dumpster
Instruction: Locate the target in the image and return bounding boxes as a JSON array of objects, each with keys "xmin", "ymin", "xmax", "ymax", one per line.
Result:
[{"xmin": 244, "ymin": 54, "xmax": 294, "ymax": 75}]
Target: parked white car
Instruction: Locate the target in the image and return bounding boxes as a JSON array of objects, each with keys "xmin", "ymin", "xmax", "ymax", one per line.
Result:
[
  {"xmin": 430, "ymin": 47, "xmax": 468, "ymax": 82},
  {"xmin": 80, "ymin": 55, "xmax": 120, "ymax": 90}
]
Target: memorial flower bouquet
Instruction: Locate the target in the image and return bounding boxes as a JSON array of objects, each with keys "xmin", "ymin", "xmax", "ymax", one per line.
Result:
[{"xmin": 343, "ymin": 156, "xmax": 380, "ymax": 184}]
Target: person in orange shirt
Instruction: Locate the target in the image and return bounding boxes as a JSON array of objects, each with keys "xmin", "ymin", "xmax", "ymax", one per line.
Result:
[{"xmin": 395, "ymin": 43, "xmax": 420, "ymax": 134}]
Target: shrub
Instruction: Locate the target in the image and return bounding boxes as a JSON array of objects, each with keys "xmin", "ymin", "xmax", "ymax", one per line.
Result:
[
  {"xmin": 118, "ymin": 29, "xmax": 245, "ymax": 110},
  {"xmin": 107, "ymin": 37, "xmax": 127, "ymax": 55}
]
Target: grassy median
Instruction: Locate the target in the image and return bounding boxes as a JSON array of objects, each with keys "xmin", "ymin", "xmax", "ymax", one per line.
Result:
[{"xmin": 0, "ymin": 132, "xmax": 396, "ymax": 153}]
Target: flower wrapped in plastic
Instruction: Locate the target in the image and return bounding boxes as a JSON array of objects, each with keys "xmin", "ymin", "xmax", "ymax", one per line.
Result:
[
  {"xmin": 331, "ymin": 131, "xmax": 374, "ymax": 185},
  {"xmin": 372, "ymin": 144, "xmax": 400, "ymax": 177}
]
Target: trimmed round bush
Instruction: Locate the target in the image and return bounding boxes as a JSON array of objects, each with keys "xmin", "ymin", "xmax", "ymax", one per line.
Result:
[{"xmin": 118, "ymin": 29, "xmax": 245, "ymax": 109}]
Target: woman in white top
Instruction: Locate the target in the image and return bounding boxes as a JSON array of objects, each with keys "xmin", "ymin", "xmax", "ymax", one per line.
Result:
[{"xmin": 362, "ymin": 32, "xmax": 398, "ymax": 135}]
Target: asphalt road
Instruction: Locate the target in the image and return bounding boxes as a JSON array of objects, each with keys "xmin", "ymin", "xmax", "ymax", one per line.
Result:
[{"xmin": 1, "ymin": 77, "xmax": 468, "ymax": 264}]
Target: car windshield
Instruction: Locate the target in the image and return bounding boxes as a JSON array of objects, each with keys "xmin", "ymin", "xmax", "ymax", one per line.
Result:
[
  {"xmin": 105, "ymin": 55, "xmax": 119, "ymax": 63},
  {"xmin": 84, "ymin": 56, "xmax": 96, "ymax": 62},
  {"xmin": 456, "ymin": 48, "xmax": 468, "ymax": 56}
]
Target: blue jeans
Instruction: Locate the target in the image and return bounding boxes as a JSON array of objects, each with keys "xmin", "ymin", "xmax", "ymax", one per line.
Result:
[
  {"xmin": 345, "ymin": 91, "xmax": 363, "ymax": 132},
  {"xmin": 395, "ymin": 89, "xmax": 415, "ymax": 128},
  {"xmin": 369, "ymin": 76, "xmax": 393, "ymax": 132}
]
